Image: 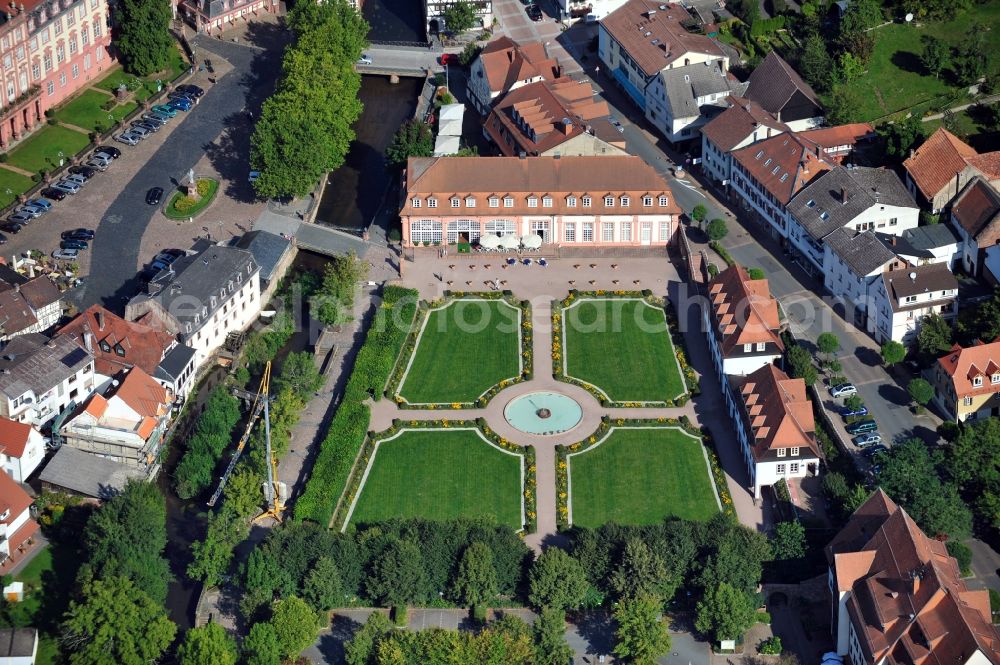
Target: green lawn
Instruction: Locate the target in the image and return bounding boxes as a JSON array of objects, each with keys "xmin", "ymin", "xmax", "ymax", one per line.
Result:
[
  {"xmin": 0, "ymin": 169, "xmax": 35, "ymax": 207},
  {"xmin": 351, "ymin": 429, "xmax": 523, "ymax": 529},
  {"xmin": 398, "ymin": 299, "xmax": 521, "ymax": 403},
  {"xmin": 7, "ymin": 125, "xmax": 90, "ymax": 174},
  {"xmin": 52, "ymin": 89, "xmax": 134, "ymax": 132},
  {"xmin": 569, "ymin": 428, "xmax": 719, "ymax": 527},
  {"xmin": 563, "ymin": 299, "xmax": 684, "ymax": 402},
  {"xmin": 833, "ymin": 1, "xmax": 1000, "ymax": 120}
]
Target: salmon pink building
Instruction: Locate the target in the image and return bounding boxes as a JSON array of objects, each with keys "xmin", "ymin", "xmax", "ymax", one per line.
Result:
[
  {"xmin": 0, "ymin": 0, "xmax": 112, "ymax": 149},
  {"xmin": 400, "ymin": 155, "xmax": 681, "ymax": 248}
]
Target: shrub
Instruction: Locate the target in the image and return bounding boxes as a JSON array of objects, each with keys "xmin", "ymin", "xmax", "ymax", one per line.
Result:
[
  {"xmin": 391, "ymin": 605, "xmax": 408, "ymax": 627},
  {"xmin": 388, "ymin": 228, "xmax": 401, "ymax": 242},
  {"xmin": 755, "ymin": 611, "xmax": 771, "ymax": 624},
  {"xmin": 196, "ymin": 178, "xmax": 212, "ymax": 196},
  {"xmin": 0, "ymin": 153, "xmax": 8, "ymax": 163},
  {"xmin": 758, "ymin": 636, "xmax": 782, "ymax": 655},
  {"xmin": 101, "ymin": 98, "xmax": 117, "ymax": 111},
  {"xmin": 990, "ymin": 589, "xmax": 1000, "ymax": 623},
  {"xmin": 747, "ymin": 267, "xmax": 765, "ymax": 280},
  {"xmin": 946, "ymin": 540, "xmax": 973, "ymax": 577},
  {"xmin": 173, "ymin": 195, "xmax": 197, "ymax": 213},
  {"xmin": 707, "ymin": 263, "xmax": 719, "ymax": 278},
  {"xmin": 471, "ymin": 603, "xmax": 487, "ymax": 624},
  {"xmin": 46, "ymin": 117, "xmax": 57, "ymax": 125}
]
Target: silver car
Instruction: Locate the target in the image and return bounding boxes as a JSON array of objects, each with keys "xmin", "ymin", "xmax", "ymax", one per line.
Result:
[
  {"xmin": 115, "ymin": 133, "xmax": 140, "ymax": 145},
  {"xmin": 52, "ymin": 180, "xmax": 81, "ymax": 194},
  {"xmin": 64, "ymin": 174, "xmax": 88, "ymax": 186},
  {"xmin": 128, "ymin": 124, "xmax": 151, "ymax": 137},
  {"xmin": 52, "ymin": 248, "xmax": 79, "ymax": 260},
  {"xmin": 84, "ymin": 159, "xmax": 109, "ymax": 171}
]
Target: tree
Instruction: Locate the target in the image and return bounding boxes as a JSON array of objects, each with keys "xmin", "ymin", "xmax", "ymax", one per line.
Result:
[
  {"xmin": 844, "ymin": 394, "xmax": 865, "ymax": 413},
  {"xmin": 385, "ymin": 119, "xmax": 434, "ymax": 168},
  {"xmin": 62, "ymin": 576, "xmax": 176, "ymax": 665},
  {"xmin": 345, "ymin": 611, "xmax": 393, "ymax": 665},
  {"xmin": 920, "ymin": 36, "xmax": 949, "ymax": 79},
  {"xmin": 114, "ymin": 0, "xmax": 173, "ymax": 76},
  {"xmin": 365, "ymin": 538, "xmax": 429, "ymax": 606},
  {"xmin": 771, "ymin": 520, "xmax": 807, "ymax": 560},
  {"xmin": 691, "ymin": 204, "xmax": 708, "ymax": 225},
  {"xmin": 275, "ymin": 352, "xmax": 323, "ymax": 400},
  {"xmin": 839, "ymin": 0, "xmax": 882, "ymax": 35},
  {"xmin": 799, "ymin": 34, "xmax": 833, "ymax": 91},
  {"xmin": 706, "ymin": 218, "xmax": 728, "ymax": 241},
  {"xmin": 451, "ymin": 541, "xmax": 498, "ymax": 607},
  {"xmin": 908, "ymin": 378, "xmax": 935, "ymax": 411},
  {"xmin": 528, "ymin": 548, "xmax": 589, "ymax": 611},
  {"xmin": 534, "ymin": 608, "xmax": 573, "ymax": 665},
  {"xmin": 953, "ymin": 35, "xmax": 988, "ymax": 86},
  {"xmin": 825, "ymin": 85, "xmax": 863, "ymax": 125},
  {"xmin": 695, "ymin": 582, "xmax": 756, "ymax": 644},
  {"xmin": 817, "ymin": 332, "xmax": 840, "ymax": 364},
  {"xmin": 303, "ymin": 556, "xmax": 343, "ymax": 612},
  {"xmin": 698, "ymin": 519, "xmax": 771, "ymax": 594},
  {"xmin": 881, "ymin": 340, "xmax": 906, "ymax": 366},
  {"xmin": 610, "ymin": 538, "xmax": 672, "ymax": 601},
  {"xmin": 946, "ymin": 540, "xmax": 973, "ymax": 576},
  {"xmin": 878, "ymin": 116, "xmax": 925, "ymax": 161},
  {"xmin": 178, "ymin": 623, "xmax": 238, "ymax": 665},
  {"xmin": 458, "ymin": 42, "xmax": 483, "ymax": 67},
  {"xmin": 442, "ymin": 0, "xmax": 477, "ymax": 34},
  {"xmin": 613, "ymin": 595, "xmax": 672, "ymax": 665},
  {"xmin": 313, "ymin": 250, "xmax": 369, "ymax": 326},
  {"xmin": 270, "ymin": 596, "xmax": 320, "ymax": 660},
  {"xmin": 838, "ymin": 52, "xmax": 866, "ymax": 82},
  {"xmin": 244, "ymin": 621, "xmax": 282, "ymax": 665},
  {"xmin": 787, "ymin": 344, "xmax": 818, "ymax": 386},
  {"xmin": 839, "ymin": 30, "xmax": 876, "ymax": 65},
  {"xmin": 916, "ymin": 313, "xmax": 953, "ymax": 360}
]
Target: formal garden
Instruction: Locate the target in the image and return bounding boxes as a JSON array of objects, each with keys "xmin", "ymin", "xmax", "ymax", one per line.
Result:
[
  {"xmin": 556, "ymin": 294, "xmax": 688, "ymax": 405},
  {"xmin": 564, "ymin": 425, "xmax": 721, "ymax": 528},
  {"xmin": 346, "ymin": 427, "xmax": 528, "ymax": 530},
  {"xmin": 393, "ymin": 296, "xmax": 529, "ymax": 406}
]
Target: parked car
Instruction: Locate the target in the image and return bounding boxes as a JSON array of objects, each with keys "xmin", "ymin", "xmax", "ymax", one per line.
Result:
[
  {"xmin": 161, "ymin": 248, "xmax": 186, "ymax": 258},
  {"xmin": 52, "ymin": 248, "xmax": 79, "ymax": 260},
  {"xmin": 146, "ymin": 187, "xmax": 163, "ymax": 205},
  {"xmin": 61, "ymin": 228, "xmax": 95, "ymax": 240},
  {"xmin": 864, "ymin": 444, "xmax": 889, "ymax": 458},
  {"xmin": 175, "ymin": 84, "xmax": 204, "ymax": 98},
  {"xmin": 249, "ymin": 170, "xmax": 261, "ymax": 183},
  {"xmin": 147, "ymin": 110, "xmax": 173, "ymax": 123},
  {"xmin": 150, "ymin": 259, "xmax": 171, "ymax": 272},
  {"xmin": 839, "ymin": 404, "xmax": 869, "ymax": 418},
  {"xmin": 13, "ymin": 206, "xmax": 41, "ymax": 219},
  {"xmin": 40, "ymin": 187, "xmax": 67, "ymax": 201},
  {"xmin": 64, "ymin": 174, "xmax": 88, "ymax": 187},
  {"xmin": 130, "ymin": 122, "xmax": 157, "ymax": 135},
  {"xmin": 168, "ymin": 91, "xmax": 195, "ymax": 102},
  {"xmin": 439, "ymin": 53, "xmax": 459, "ymax": 66},
  {"xmin": 167, "ymin": 97, "xmax": 192, "ymax": 112},
  {"xmin": 153, "ymin": 251, "xmax": 180, "ymax": 265},
  {"xmin": 845, "ymin": 419, "xmax": 878, "ymax": 435},
  {"xmin": 0, "ymin": 222, "xmax": 22, "ymax": 234},
  {"xmin": 609, "ymin": 118, "xmax": 625, "ymax": 133},
  {"xmin": 357, "ymin": 54, "xmax": 373, "ymax": 65},
  {"xmin": 60, "ymin": 239, "xmax": 88, "ymax": 250},
  {"xmin": 69, "ymin": 165, "xmax": 97, "ymax": 180},
  {"xmin": 88, "ymin": 152, "xmax": 112, "ymax": 166},
  {"xmin": 94, "ymin": 146, "xmax": 121, "ymax": 159},
  {"xmin": 151, "ymin": 104, "xmax": 177, "ymax": 117},
  {"xmin": 84, "ymin": 159, "xmax": 109, "ymax": 172},
  {"xmin": 114, "ymin": 133, "xmax": 140, "ymax": 145},
  {"xmin": 25, "ymin": 198, "xmax": 51, "ymax": 211},
  {"xmin": 0, "ymin": 233, "xmax": 8, "ymax": 245},
  {"xmin": 7, "ymin": 212, "xmax": 32, "ymax": 225},
  {"xmin": 852, "ymin": 433, "xmax": 882, "ymax": 448},
  {"xmin": 52, "ymin": 180, "xmax": 81, "ymax": 194},
  {"xmin": 829, "ymin": 383, "xmax": 858, "ymax": 398}
]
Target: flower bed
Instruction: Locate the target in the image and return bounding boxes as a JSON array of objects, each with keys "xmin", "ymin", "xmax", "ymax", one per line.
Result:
[
  {"xmin": 294, "ymin": 286, "xmax": 419, "ymax": 527},
  {"xmin": 163, "ymin": 178, "xmax": 219, "ymax": 220}
]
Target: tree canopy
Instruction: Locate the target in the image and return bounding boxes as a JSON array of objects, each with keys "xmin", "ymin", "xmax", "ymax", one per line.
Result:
[
  {"xmin": 442, "ymin": 1, "xmax": 478, "ymax": 34},
  {"xmin": 451, "ymin": 541, "xmax": 499, "ymax": 607},
  {"xmin": 878, "ymin": 116, "xmax": 925, "ymax": 161},
  {"xmin": 920, "ymin": 36, "xmax": 950, "ymax": 79},
  {"xmin": 528, "ymin": 548, "xmax": 590, "ymax": 611},
  {"xmin": 706, "ymin": 219, "xmax": 729, "ymax": 241},
  {"xmin": 916, "ymin": 313, "xmax": 953, "ymax": 361},
  {"xmin": 881, "ymin": 340, "xmax": 906, "ymax": 366},
  {"xmin": 114, "ymin": 0, "xmax": 174, "ymax": 76},
  {"xmin": 614, "ymin": 595, "xmax": 672, "ymax": 665},
  {"xmin": 269, "ymin": 596, "xmax": 320, "ymax": 660},
  {"xmin": 908, "ymin": 378, "xmax": 935, "ymax": 408},
  {"xmin": 771, "ymin": 520, "xmax": 807, "ymax": 560},
  {"xmin": 386, "ymin": 119, "xmax": 434, "ymax": 168},
  {"xmin": 695, "ymin": 582, "xmax": 756, "ymax": 644},
  {"xmin": 178, "ymin": 623, "xmax": 238, "ymax": 665}
]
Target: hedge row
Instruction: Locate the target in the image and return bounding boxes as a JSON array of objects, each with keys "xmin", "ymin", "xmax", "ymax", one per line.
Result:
[
  {"xmin": 709, "ymin": 241, "xmax": 735, "ymax": 267},
  {"xmin": 294, "ymin": 286, "xmax": 419, "ymax": 526}
]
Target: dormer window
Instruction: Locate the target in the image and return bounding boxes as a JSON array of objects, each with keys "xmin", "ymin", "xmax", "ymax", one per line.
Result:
[
  {"xmin": 527, "ymin": 196, "xmax": 538, "ymax": 208},
  {"xmin": 582, "ymin": 196, "xmax": 592, "ymax": 207},
  {"xmin": 450, "ymin": 197, "xmax": 460, "ymax": 208},
  {"xmin": 643, "ymin": 196, "xmax": 653, "ymax": 206},
  {"xmin": 764, "ymin": 158, "xmax": 772, "ymax": 167},
  {"xmin": 992, "ymin": 374, "xmax": 1000, "ymax": 384},
  {"xmin": 604, "ymin": 196, "xmax": 614, "ymax": 206},
  {"xmin": 503, "ymin": 196, "xmax": 514, "ymax": 208},
  {"xmin": 428, "ymin": 197, "xmax": 438, "ymax": 208},
  {"xmin": 202, "ymin": 307, "xmax": 208, "ymax": 317},
  {"xmin": 411, "ymin": 197, "xmax": 422, "ymax": 208},
  {"xmin": 659, "ymin": 195, "xmax": 668, "ymax": 206},
  {"xmin": 489, "ymin": 196, "xmax": 499, "ymax": 208},
  {"xmin": 777, "ymin": 448, "xmax": 786, "ymax": 457},
  {"xmin": 114, "ymin": 344, "xmax": 125, "ymax": 357},
  {"xmin": 974, "ymin": 376, "xmax": 984, "ymax": 387},
  {"xmin": 542, "ymin": 196, "xmax": 552, "ymax": 208},
  {"xmin": 567, "ymin": 196, "xmax": 577, "ymax": 207},
  {"xmin": 790, "ymin": 447, "xmax": 799, "ymax": 456},
  {"xmin": 99, "ymin": 340, "xmax": 110, "ymax": 353},
  {"xmin": 806, "ymin": 199, "xmax": 815, "ymax": 207},
  {"xmin": 620, "ymin": 196, "xmax": 630, "ymax": 207},
  {"xmin": 755, "ymin": 150, "xmax": 764, "ymax": 160},
  {"xmin": 465, "ymin": 197, "xmax": 476, "ymax": 208}
]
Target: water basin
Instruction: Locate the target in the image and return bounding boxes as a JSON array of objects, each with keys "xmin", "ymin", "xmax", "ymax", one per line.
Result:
[{"xmin": 504, "ymin": 392, "xmax": 583, "ymax": 435}]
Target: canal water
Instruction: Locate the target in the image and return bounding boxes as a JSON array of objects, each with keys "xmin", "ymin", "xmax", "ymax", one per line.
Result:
[
  {"xmin": 363, "ymin": 0, "xmax": 425, "ymax": 43},
  {"xmin": 315, "ymin": 75, "xmax": 423, "ymax": 234}
]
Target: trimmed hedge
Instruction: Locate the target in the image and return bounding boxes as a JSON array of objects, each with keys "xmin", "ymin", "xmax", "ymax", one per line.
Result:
[
  {"xmin": 709, "ymin": 241, "xmax": 735, "ymax": 267},
  {"xmin": 294, "ymin": 286, "xmax": 419, "ymax": 526}
]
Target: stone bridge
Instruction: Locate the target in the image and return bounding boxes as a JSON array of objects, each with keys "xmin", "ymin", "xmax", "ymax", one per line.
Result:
[{"xmin": 355, "ymin": 44, "xmax": 450, "ymax": 77}]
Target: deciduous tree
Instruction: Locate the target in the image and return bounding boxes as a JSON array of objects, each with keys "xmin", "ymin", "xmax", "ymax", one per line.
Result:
[
  {"xmin": 799, "ymin": 34, "xmax": 833, "ymax": 91},
  {"xmin": 614, "ymin": 595, "xmax": 672, "ymax": 665},
  {"xmin": 881, "ymin": 340, "xmax": 906, "ymax": 366},
  {"xmin": 178, "ymin": 623, "xmax": 238, "ymax": 665},
  {"xmin": 385, "ymin": 119, "xmax": 434, "ymax": 168},
  {"xmin": 610, "ymin": 538, "xmax": 672, "ymax": 601},
  {"xmin": 695, "ymin": 582, "xmax": 756, "ymax": 644},
  {"xmin": 534, "ymin": 608, "xmax": 573, "ymax": 665},
  {"xmin": 303, "ymin": 556, "xmax": 343, "ymax": 612},
  {"xmin": 771, "ymin": 520, "xmax": 806, "ymax": 560},
  {"xmin": 706, "ymin": 218, "xmax": 728, "ymax": 241},
  {"xmin": 451, "ymin": 541, "xmax": 499, "ymax": 607},
  {"xmin": 244, "ymin": 621, "xmax": 282, "ymax": 665},
  {"xmin": 275, "ymin": 352, "xmax": 324, "ymax": 400},
  {"xmin": 916, "ymin": 313, "xmax": 953, "ymax": 360},
  {"xmin": 345, "ymin": 611, "xmax": 393, "ymax": 665},
  {"xmin": 817, "ymin": 333, "xmax": 840, "ymax": 364},
  {"xmin": 442, "ymin": 0, "xmax": 477, "ymax": 34},
  {"xmin": 114, "ymin": 0, "xmax": 174, "ymax": 76},
  {"xmin": 365, "ymin": 538, "xmax": 430, "ymax": 606},
  {"xmin": 528, "ymin": 548, "xmax": 589, "ymax": 611},
  {"xmin": 920, "ymin": 36, "xmax": 950, "ymax": 79},
  {"xmin": 270, "ymin": 596, "xmax": 320, "ymax": 660},
  {"xmin": 908, "ymin": 378, "xmax": 935, "ymax": 411},
  {"xmin": 787, "ymin": 344, "xmax": 818, "ymax": 386}
]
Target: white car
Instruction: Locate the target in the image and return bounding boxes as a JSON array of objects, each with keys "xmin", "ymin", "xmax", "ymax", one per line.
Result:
[
  {"xmin": 357, "ymin": 54, "xmax": 373, "ymax": 65},
  {"xmin": 115, "ymin": 133, "xmax": 139, "ymax": 146},
  {"xmin": 52, "ymin": 248, "xmax": 79, "ymax": 260},
  {"xmin": 829, "ymin": 383, "xmax": 858, "ymax": 398}
]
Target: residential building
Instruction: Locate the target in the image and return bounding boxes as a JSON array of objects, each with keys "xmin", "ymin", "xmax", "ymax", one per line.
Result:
[
  {"xmin": 467, "ymin": 37, "xmax": 561, "ymax": 115},
  {"xmin": 59, "ymin": 366, "xmax": 171, "ymax": 473},
  {"xmin": 643, "ymin": 59, "xmax": 743, "ymax": 143},
  {"xmin": 903, "ymin": 128, "xmax": 1000, "ymax": 213},
  {"xmin": 786, "ymin": 166, "xmax": 919, "ymax": 275},
  {"xmin": 483, "ymin": 78, "xmax": 627, "ymax": 157},
  {"xmin": 173, "ymin": 0, "xmax": 281, "ymax": 35},
  {"xmin": 125, "ymin": 245, "xmax": 261, "ymax": 370},
  {"xmin": 932, "ymin": 338, "xmax": 1000, "ymax": 422},
  {"xmin": 426, "ymin": 0, "xmax": 492, "ymax": 36},
  {"xmin": 869, "ymin": 263, "xmax": 958, "ymax": 345},
  {"xmin": 827, "ymin": 489, "xmax": 1000, "ymax": 665},
  {"xmin": 39, "ymin": 444, "xmax": 145, "ymax": 499},
  {"xmin": 0, "ymin": 333, "xmax": 94, "ymax": 427},
  {"xmin": 951, "ymin": 177, "xmax": 1000, "ymax": 281},
  {"xmin": 598, "ymin": 0, "xmax": 727, "ymax": 113},
  {"xmin": 0, "ymin": 628, "xmax": 37, "ymax": 665},
  {"xmin": 400, "ymin": 155, "xmax": 681, "ymax": 247},
  {"xmin": 727, "ymin": 363, "xmax": 821, "ymax": 498},
  {"xmin": 0, "ymin": 0, "xmax": 113, "ymax": 149},
  {"xmin": 234, "ymin": 230, "xmax": 295, "ymax": 303},
  {"xmin": 742, "ymin": 52, "xmax": 824, "ymax": 131},
  {"xmin": 798, "ymin": 123, "xmax": 876, "ymax": 163},
  {"xmin": 821, "ymin": 228, "xmax": 902, "ymax": 324},
  {"xmin": 57, "ymin": 305, "xmax": 198, "ymax": 399},
  {"xmin": 875, "ymin": 224, "xmax": 961, "ymax": 270},
  {"xmin": 701, "ymin": 97, "xmax": 788, "ymax": 187},
  {"xmin": 0, "ymin": 418, "xmax": 44, "ymax": 483},
  {"xmin": 702, "ymin": 265, "xmax": 784, "ymax": 379},
  {"xmin": 0, "ymin": 470, "xmax": 38, "ymax": 573},
  {"xmin": 0, "ymin": 276, "xmax": 61, "ymax": 341},
  {"xmin": 729, "ymin": 132, "xmax": 835, "ymax": 240}
]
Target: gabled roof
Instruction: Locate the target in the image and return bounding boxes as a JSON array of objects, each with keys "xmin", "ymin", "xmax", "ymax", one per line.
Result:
[
  {"xmin": 0, "ymin": 470, "xmax": 32, "ymax": 526},
  {"xmin": 705, "ymin": 264, "xmax": 784, "ymax": 356},
  {"xmin": 799, "ymin": 123, "xmax": 876, "ymax": 150},
  {"xmin": 743, "ymin": 51, "xmax": 822, "ymax": 119},
  {"xmin": 600, "ymin": 0, "xmax": 725, "ymax": 77},
  {"xmin": 0, "ymin": 417, "xmax": 33, "ymax": 459},
  {"xmin": 875, "ymin": 224, "xmax": 961, "ymax": 259},
  {"xmin": 658, "ymin": 60, "xmax": 742, "ymax": 120},
  {"xmin": 729, "ymin": 363, "xmax": 818, "ymax": 460},
  {"xmin": 903, "ymin": 128, "xmax": 980, "ymax": 201},
  {"xmin": 951, "ymin": 177, "xmax": 1000, "ymax": 241},
  {"xmin": 701, "ymin": 96, "xmax": 788, "ymax": 153},
  {"xmin": 0, "ymin": 334, "xmax": 92, "ymax": 400},
  {"xmin": 114, "ymin": 367, "xmax": 170, "ymax": 418},
  {"xmin": 825, "ymin": 228, "xmax": 897, "ymax": 277},
  {"xmin": 882, "ymin": 263, "xmax": 958, "ymax": 306},
  {"xmin": 0, "ymin": 290, "xmax": 37, "ymax": 335},
  {"xmin": 17, "ymin": 276, "xmax": 60, "ymax": 311},
  {"xmin": 937, "ymin": 338, "xmax": 1000, "ymax": 399},
  {"xmin": 57, "ymin": 305, "xmax": 177, "ymax": 379},
  {"xmin": 731, "ymin": 132, "xmax": 835, "ymax": 204},
  {"xmin": 234, "ymin": 231, "xmax": 292, "ymax": 284},
  {"xmin": 478, "ymin": 37, "xmax": 560, "ymax": 95},
  {"xmin": 38, "ymin": 445, "xmax": 146, "ymax": 499}
]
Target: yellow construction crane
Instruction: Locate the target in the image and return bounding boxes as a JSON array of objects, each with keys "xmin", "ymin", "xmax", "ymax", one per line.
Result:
[{"xmin": 207, "ymin": 361, "xmax": 285, "ymax": 523}]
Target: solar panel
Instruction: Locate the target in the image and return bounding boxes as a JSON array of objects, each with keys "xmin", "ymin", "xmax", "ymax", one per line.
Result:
[{"xmin": 61, "ymin": 347, "xmax": 88, "ymax": 368}]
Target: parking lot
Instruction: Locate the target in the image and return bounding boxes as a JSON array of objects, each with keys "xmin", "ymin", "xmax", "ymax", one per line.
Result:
[{"xmin": 0, "ymin": 34, "xmax": 283, "ymax": 313}]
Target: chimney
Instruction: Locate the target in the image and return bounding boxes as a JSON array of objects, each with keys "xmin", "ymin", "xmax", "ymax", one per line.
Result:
[
  {"xmin": 96, "ymin": 309, "xmax": 104, "ymax": 331},
  {"xmin": 841, "ymin": 187, "xmax": 848, "ymax": 205},
  {"xmin": 83, "ymin": 332, "xmax": 93, "ymax": 354},
  {"xmin": 558, "ymin": 117, "xmax": 573, "ymax": 135}
]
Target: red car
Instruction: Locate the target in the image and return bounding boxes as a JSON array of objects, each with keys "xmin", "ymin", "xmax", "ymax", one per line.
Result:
[{"xmin": 439, "ymin": 53, "xmax": 459, "ymax": 66}]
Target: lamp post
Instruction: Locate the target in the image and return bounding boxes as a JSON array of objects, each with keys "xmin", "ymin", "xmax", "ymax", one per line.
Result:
[{"xmin": 57, "ymin": 150, "xmax": 64, "ymax": 167}]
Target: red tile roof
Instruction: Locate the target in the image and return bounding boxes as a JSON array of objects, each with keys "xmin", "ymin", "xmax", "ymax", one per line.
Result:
[
  {"xmin": 968, "ymin": 152, "xmax": 1000, "ymax": 180},
  {"xmin": 706, "ymin": 264, "xmax": 784, "ymax": 356},
  {"xmin": 799, "ymin": 123, "xmax": 876, "ymax": 150},
  {"xmin": 903, "ymin": 128, "xmax": 979, "ymax": 201},
  {"xmin": 17, "ymin": 276, "xmax": 60, "ymax": 311},
  {"xmin": 57, "ymin": 305, "xmax": 176, "ymax": 378},
  {"xmin": 478, "ymin": 37, "xmax": 561, "ymax": 96},
  {"xmin": 731, "ymin": 132, "xmax": 835, "ymax": 204},
  {"xmin": 0, "ymin": 472, "xmax": 32, "ymax": 528},
  {"xmin": 0, "ymin": 418, "xmax": 32, "ymax": 459},
  {"xmin": 701, "ymin": 97, "xmax": 788, "ymax": 153},
  {"xmin": 951, "ymin": 177, "xmax": 1000, "ymax": 242},
  {"xmin": 114, "ymin": 367, "xmax": 170, "ymax": 418},
  {"xmin": 729, "ymin": 363, "xmax": 818, "ymax": 461},
  {"xmin": 600, "ymin": 0, "xmax": 725, "ymax": 77},
  {"xmin": 937, "ymin": 338, "xmax": 1000, "ymax": 400}
]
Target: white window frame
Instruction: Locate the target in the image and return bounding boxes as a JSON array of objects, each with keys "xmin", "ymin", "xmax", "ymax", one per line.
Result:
[
  {"xmin": 542, "ymin": 196, "xmax": 553, "ymax": 208},
  {"xmin": 427, "ymin": 197, "xmax": 438, "ymax": 208},
  {"xmin": 602, "ymin": 222, "xmax": 614, "ymax": 242},
  {"xmin": 777, "ymin": 448, "xmax": 786, "ymax": 457},
  {"xmin": 643, "ymin": 196, "xmax": 653, "ymax": 206},
  {"xmin": 527, "ymin": 196, "xmax": 538, "ymax": 208},
  {"xmin": 411, "ymin": 198, "xmax": 421, "ymax": 208},
  {"xmin": 564, "ymin": 223, "xmax": 576, "ymax": 242},
  {"xmin": 567, "ymin": 195, "xmax": 577, "ymax": 207},
  {"xmin": 582, "ymin": 196, "xmax": 592, "ymax": 208},
  {"xmin": 604, "ymin": 195, "xmax": 614, "ymax": 207},
  {"xmin": 488, "ymin": 196, "xmax": 499, "ymax": 208},
  {"xmin": 790, "ymin": 447, "xmax": 799, "ymax": 456},
  {"xmin": 503, "ymin": 197, "xmax": 514, "ymax": 208},
  {"xmin": 620, "ymin": 196, "xmax": 630, "ymax": 207},
  {"xmin": 450, "ymin": 197, "xmax": 460, "ymax": 208},
  {"xmin": 658, "ymin": 195, "xmax": 668, "ymax": 206}
]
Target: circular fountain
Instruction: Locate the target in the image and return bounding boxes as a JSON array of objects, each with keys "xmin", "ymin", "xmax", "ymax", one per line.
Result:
[{"xmin": 504, "ymin": 392, "xmax": 583, "ymax": 435}]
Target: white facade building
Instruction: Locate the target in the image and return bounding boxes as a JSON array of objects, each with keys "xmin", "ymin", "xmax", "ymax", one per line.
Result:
[
  {"xmin": 869, "ymin": 263, "xmax": 958, "ymax": 344},
  {"xmin": 0, "ymin": 418, "xmax": 45, "ymax": 484},
  {"xmin": 0, "ymin": 334, "xmax": 95, "ymax": 427},
  {"xmin": 643, "ymin": 60, "xmax": 742, "ymax": 143},
  {"xmin": 700, "ymin": 97, "xmax": 788, "ymax": 187}
]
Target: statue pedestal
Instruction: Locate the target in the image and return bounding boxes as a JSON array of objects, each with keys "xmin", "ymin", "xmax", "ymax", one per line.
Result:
[{"xmin": 183, "ymin": 181, "xmax": 201, "ymax": 203}]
